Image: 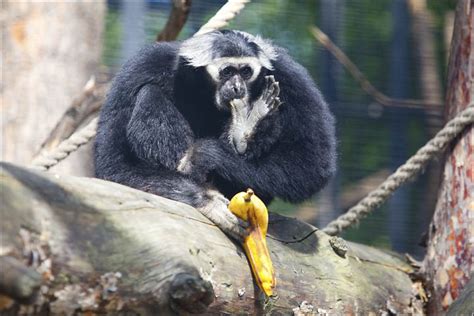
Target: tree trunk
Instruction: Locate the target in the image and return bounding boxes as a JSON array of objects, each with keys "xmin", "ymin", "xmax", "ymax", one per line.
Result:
[
  {"xmin": 421, "ymin": 0, "xmax": 473, "ymax": 313},
  {"xmin": 0, "ymin": 1, "xmax": 105, "ymax": 176},
  {"xmin": 0, "ymin": 163, "xmax": 424, "ymax": 315}
]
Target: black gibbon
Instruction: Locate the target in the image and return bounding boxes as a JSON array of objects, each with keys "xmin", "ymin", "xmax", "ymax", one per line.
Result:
[{"xmin": 94, "ymin": 30, "xmax": 336, "ymax": 239}]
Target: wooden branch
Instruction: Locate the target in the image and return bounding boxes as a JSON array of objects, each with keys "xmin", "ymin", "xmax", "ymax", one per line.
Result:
[
  {"xmin": 33, "ymin": 76, "xmax": 109, "ymax": 158},
  {"xmin": 310, "ymin": 26, "xmax": 443, "ymax": 111},
  {"xmin": 156, "ymin": 0, "xmax": 192, "ymax": 42},
  {"xmin": 0, "ymin": 162, "xmax": 425, "ymax": 315}
]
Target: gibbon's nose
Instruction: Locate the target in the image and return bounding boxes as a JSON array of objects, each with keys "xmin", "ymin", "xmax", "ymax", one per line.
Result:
[{"xmin": 230, "ymin": 76, "xmax": 246, "ymax": 99}]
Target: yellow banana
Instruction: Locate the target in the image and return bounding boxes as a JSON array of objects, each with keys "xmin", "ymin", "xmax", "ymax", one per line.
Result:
[{"xmin": 228, "ymin": 189, "xmax": 276, "ymax": 296}]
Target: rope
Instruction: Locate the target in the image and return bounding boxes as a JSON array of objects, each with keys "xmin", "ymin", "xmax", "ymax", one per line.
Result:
[
  {"xmin": 31, "ymin": 118, "xmax": 98, "ymax": 171},
  {"xmin": 31, "ymin": 0, "xmax": 250, "ymax": 171},
  {"xmin": 323, "ymin": 103, "xmax": 474, "ymax": 236},
  {"xmin": 194, "ymin": 0, "xmax": 250, "ymax": 36}
]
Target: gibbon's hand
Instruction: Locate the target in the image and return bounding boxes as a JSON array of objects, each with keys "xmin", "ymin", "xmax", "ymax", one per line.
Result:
[
  {"xmin": 253, "ymin": 75, "xmax": 282, "ymax": 118},
  {"xmin": 228, "ymin": 75, "xmax": 282, "ymax": 155},
  {"xmin": 177, "ymin": 139, "xmax": 228, "ymax": 183}
]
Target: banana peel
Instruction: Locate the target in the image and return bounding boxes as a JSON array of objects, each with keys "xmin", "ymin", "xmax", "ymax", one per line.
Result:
[{"xmin": 228, "ymin": 189, "xmax": 276, "ymax": 296}]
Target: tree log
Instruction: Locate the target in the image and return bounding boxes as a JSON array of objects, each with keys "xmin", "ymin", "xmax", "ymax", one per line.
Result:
[
  {"xmin": 421, "ymin": 0, "xmax": 473, "ymax": 313},
  {"xmin": 0, "ymin": 163, "xmax": 424, "ymax": 315}
]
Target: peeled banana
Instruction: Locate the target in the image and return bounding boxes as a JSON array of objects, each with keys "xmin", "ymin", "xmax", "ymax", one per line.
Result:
[{"xmin": 228, "ymin": 189, "xmax": 276, "ymax": 296}]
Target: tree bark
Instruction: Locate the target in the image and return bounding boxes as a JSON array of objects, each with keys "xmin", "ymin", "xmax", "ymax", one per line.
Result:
[
  {"xmin": 0, "ymin": 163, "xmax": 424, "ymax": 315},
  {"xmin": 0, "ymin": 1, "xmax": 105, "ymax": 176},
  {"xmin": 421, "ymin": 0, "xmax": 473, "ymax": 313}
]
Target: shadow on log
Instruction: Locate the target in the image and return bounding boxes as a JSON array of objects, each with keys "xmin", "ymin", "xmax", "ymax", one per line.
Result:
[{"xmin": 0, "ymin": 163, "xmax": 424, "ymax": 315}]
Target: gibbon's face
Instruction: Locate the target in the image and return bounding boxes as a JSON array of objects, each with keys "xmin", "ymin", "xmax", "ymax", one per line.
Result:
[
  {"xmin": 205, "ymin": 56, "xmax": 263, "ymax": 110},
  {"xmin": 178, "ymin": 30, "xmax": 278, "ymax": 111}
]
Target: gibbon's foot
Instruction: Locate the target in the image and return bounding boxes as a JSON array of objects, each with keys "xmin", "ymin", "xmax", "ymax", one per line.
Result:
[
  {"xmin": 206, "ymin": 189, "xmax": 230, "ymax": 205},
  {"xmin": 198, "ymin": 191, "xmax": 248, "ymax": 241}
]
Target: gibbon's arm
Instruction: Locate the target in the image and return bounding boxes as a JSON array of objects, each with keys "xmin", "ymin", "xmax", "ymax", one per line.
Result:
[
  {"xmin": 126, "ymin": 84, "xmax": 194, "ymax": 170},
  {"xmin": 224, "ymin": 76, "xmax": 283, "ymax": 159},
  {"xmin": 188, "ymin": 133, "xmax": 336, "ymax": 203},
  {"xmin": 185, "ymin": 59, "xmax": 336, "ymax": 201}
]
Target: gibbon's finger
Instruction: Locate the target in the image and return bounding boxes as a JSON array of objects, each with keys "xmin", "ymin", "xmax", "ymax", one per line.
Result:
[
  {"xmin": 265, "ymin": 84, "xmax": 275, "ymax": 104},
  {"xmin": 273, "ymin": 81, "xmax": 280, "ymax": 98},
  {"xmin": 267, "ymin": 96, "xmax": 280, "ymax": 111},
  {"xmin": 264, "ymin": 75, "xmax": 276, "ymax": 89},
  {"xmin": 276, "ymin": 97, "xmax": 282, "ymax": 108},
  {"xmin": 222, "ymin": 204, "xmax": 249, "ymax": 230},
  {"xmin": 264, "ymin": 75, "xmax": 275, "ymax": 81},
  {"xmin": 272, "ymin": 97, "xmax": 282, "ymax": 111},
  {"xmin": 267, "ymin": 82, "xmax": 280, "ymax": 105},
  {"xmin": 265, "ymin": 79, "xmax": 276, "ymax": 103},
  {"xmin": 262, "ymin": 76, "xmax": 271, "ymax": 99}
]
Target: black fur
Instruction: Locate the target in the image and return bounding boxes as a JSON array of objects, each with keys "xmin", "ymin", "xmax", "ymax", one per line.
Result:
[{"xmin": 94, "ymin": 30, "xmax": 336, "ymax": 207}]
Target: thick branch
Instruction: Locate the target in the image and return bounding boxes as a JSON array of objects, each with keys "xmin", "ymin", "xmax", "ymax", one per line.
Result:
[
  {"xmin": 156, "ymin": 0, "xmax": 192, "ymax": 42},
  {"xmin": 0, "ymin": 163, "xmax": 423, "ymax": 315}
]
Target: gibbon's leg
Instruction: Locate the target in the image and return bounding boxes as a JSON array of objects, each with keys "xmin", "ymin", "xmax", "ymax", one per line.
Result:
[{"xmin": 115, "ymin": 169, "xmax": 247, "ymax": 240}]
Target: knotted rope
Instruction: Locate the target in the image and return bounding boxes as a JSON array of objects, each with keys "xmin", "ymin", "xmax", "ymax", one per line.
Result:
[{"xmin": 323, "ymin": 103, "xmax": 474, "ymax": 236}]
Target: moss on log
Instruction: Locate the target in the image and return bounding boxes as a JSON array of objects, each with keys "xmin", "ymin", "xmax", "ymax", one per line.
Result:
[{"xmin": 0, "ymin": 163, "xmax": 424, "ymax": 315}]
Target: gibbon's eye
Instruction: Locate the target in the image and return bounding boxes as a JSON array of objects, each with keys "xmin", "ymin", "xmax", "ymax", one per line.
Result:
[
  {"xmin": 221, "ymin": 66, "xmax": 236, "ymax": 77},
  {"xmin": 240, "ymin": 66, "xmax": 253, "ymax": 79}
]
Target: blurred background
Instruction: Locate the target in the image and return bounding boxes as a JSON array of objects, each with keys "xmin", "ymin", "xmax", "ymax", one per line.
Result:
[{"xmin": 1, "ymin": 0, "xmax": 458, "ymax": 258}]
